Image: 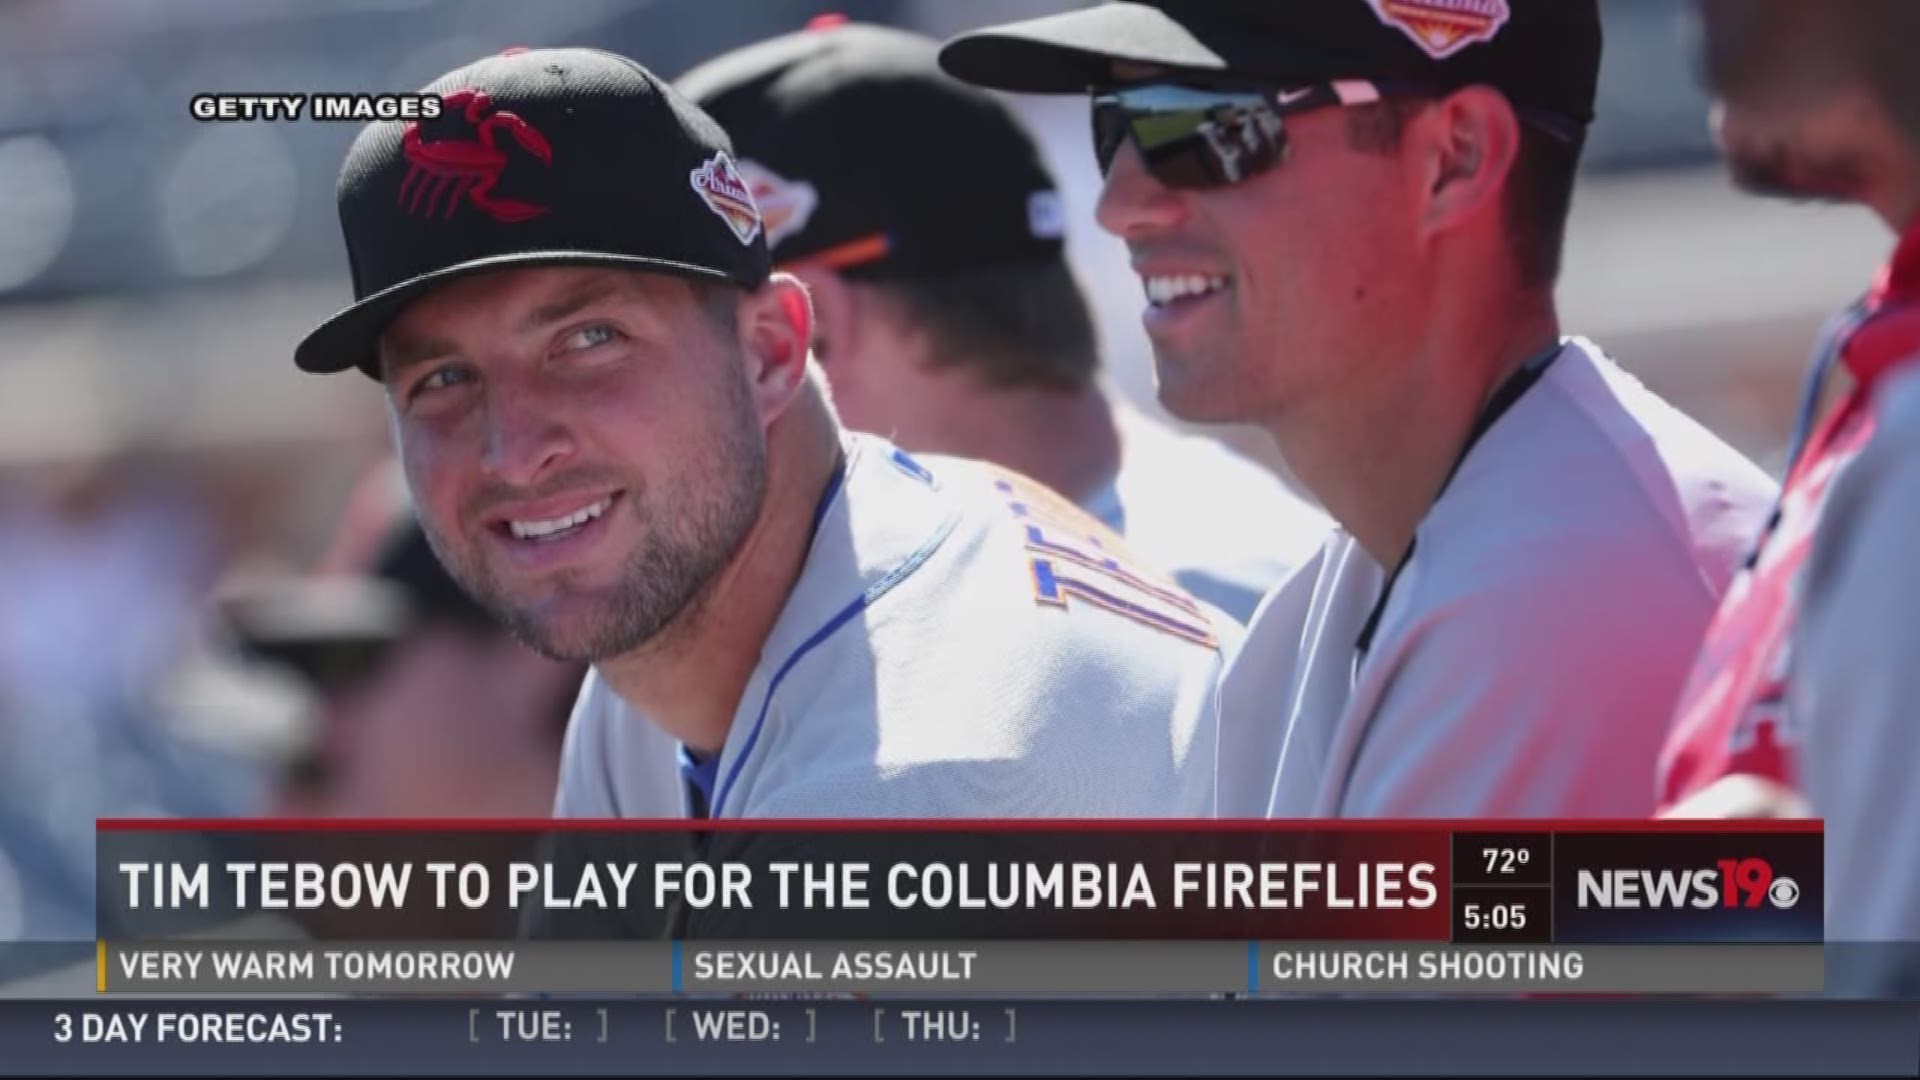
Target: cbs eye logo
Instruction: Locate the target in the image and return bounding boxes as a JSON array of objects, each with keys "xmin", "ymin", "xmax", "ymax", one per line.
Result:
[{"xmin": 1767, "ymin": 874, "xmax": 1801, "ymax": 910}]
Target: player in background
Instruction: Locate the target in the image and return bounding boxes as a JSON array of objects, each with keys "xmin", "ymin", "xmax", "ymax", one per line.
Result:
[
  {"xmin": 942, "ymin": 1, "xmax": 1777, "ymax": 817},
  {"xmin": 293, "ymin": 48, "xmax": 1230, "ymax": 821},
  {"xmin": 676, "ymin": 20, "xmax": 1328, "ymax": 625},
  {"xmin": 224, "ymin": 465, "xmax": 583, "ymax": 820},
  {"xmin": 1660, "ymin": 0, "xmax": 1920, "ymax": 993}
]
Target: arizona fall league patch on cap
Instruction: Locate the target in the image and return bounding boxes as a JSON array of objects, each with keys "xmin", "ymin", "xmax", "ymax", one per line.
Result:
[
  {"xmin": 690, "ymin": 151, "xmax": 764, "ymax": 245},
  {"xmin": 734, "ymin": 159, "xmax": 820, "ymax": 249},
  {"xmin": 1366, "ymin": 0, "xmax": 1512, "ymax": 60}
]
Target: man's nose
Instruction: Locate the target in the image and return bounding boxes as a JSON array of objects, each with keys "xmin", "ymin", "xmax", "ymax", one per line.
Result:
[
  {"xmin": 1095, "ymin": 139, "xmax": 1190, "ymax": 241},
  {"xmin": 481, "ymin": 385, "xmax": 575, "ymax": 488}
]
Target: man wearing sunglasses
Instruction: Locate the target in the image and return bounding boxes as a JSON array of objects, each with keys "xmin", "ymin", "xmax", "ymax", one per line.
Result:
[
  {"xmin": 675, "ymin": 20, "xmax": 1327, "ymax": 626},
  {"xmin": 942, "ymin": 1, "xmax": 1778, "ymax": 817}
]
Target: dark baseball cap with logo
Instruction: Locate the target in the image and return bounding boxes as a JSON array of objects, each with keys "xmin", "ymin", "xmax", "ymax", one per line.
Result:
[
  {"xmin": 676, "ymin": 20, "xmax": 1066, "ymax": 278},
  {"xmin": 938, "ymin": 0, "xmax": 1600, "ymax": 127},
  {"xmin": 295, "ymin": 47, "xmax": 772, "ymax": 378}
]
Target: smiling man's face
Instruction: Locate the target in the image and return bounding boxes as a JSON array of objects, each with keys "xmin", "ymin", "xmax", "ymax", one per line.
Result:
[
  {"xmin": 1088, "ymin": 61, "xmax": 1434, "ymax": 425},
  {"xmin": 378, "ymin": 266, "xmax": 767, "ymax": 662}
]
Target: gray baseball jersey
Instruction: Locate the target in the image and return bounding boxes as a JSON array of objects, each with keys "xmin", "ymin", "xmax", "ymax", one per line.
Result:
[
  {"xmin": 1081, "ymin": 411, "xmax": 1328, "ymax": 626},
  {"xmin": 554, "ymin": 432, "xmax": 1235, "ymax": 819},
  {"xmin": 1215, "ymin": 338, "xmax": 1778, "ymax": 818}
]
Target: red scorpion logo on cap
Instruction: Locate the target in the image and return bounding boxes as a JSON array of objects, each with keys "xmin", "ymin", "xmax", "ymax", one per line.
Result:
[{"xmin": 399, "ymin": 89, "xmax": 552, "ymax": 223}]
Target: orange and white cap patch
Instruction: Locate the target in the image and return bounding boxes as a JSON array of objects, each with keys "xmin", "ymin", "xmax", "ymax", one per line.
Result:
[
  {"xmin": 690, "ymin": 151, "xmax": 763, "ymax": 245},
  {"xmin": 734, "ymin": 159, "xmax": 818, "ymax": 249},
  {"xmin": 1366, "ymin": 0, "xmax": 1511, "ymax": 60}
]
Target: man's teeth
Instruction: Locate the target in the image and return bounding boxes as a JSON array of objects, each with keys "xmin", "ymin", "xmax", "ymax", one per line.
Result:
[
  {"xmin": 1144, "ymin": 274, "xmax": 1228, "ymax": 306},
  {"xmin": 509, "ymin": 497, "xmax": 611, "ymax": 540}
]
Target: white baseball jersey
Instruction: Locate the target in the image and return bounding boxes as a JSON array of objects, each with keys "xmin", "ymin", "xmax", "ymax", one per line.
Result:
[
  {"xmin": 1215, "ymin": 337, "xmax": 1778, "ymax": 818},
  {"xmin": 554, "ymin": 432, "xmax": 1234, "ymax": 819},
  {"xmin": 1081, "ymin": 411, "xmax": 1329, "ymax": 625},
  {"xmin": 1793, "ymin": 362, "xmax": 1920, "ymax": 986}
]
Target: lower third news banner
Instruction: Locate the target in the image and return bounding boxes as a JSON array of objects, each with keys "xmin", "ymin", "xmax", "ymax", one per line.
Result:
[{"xmin": 93, "ymin": 821, "xmax": 1822, "ymax": 996}]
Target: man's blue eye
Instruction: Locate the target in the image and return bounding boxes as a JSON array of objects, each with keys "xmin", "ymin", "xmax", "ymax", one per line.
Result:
[
  {"xmin": 415, "ymin": 365, "xmax": 473, "ymax": 395},
  {"xmin": 567, "ymin": 324, "xmax": 620, "ymax": 351}
]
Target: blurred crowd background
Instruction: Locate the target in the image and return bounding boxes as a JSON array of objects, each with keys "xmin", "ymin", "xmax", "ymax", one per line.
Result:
[{"xmin": 0, "ymin": 0, "xmax": 1893, "ymax": 947}]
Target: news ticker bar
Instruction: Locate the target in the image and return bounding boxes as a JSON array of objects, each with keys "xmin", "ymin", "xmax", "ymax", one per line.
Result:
[
  {"xmin": 96, "ymin": 824, "xmax": 1825, "ymax": 946},
  {"xmin": 96, "ymin": 941, "xmax": 1822, "ymax": 995}
]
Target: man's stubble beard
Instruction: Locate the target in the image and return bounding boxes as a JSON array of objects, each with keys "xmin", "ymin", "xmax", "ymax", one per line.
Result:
[{"xmin": 431, "ymin": 372, "xmax": 771, "ymax": 665}]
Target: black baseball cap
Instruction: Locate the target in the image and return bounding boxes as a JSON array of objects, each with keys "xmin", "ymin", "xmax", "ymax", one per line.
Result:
[
  {"xmin": 296, "ymin": 47, "xmax": 772, "ymax": 378},
  {"xmin": 939, "ymin": 0, "xmax": 1600, "ymax": 128},
  {"xmin": 676, "ymin": 21, "xmax": 1066, "ymax": 277}
]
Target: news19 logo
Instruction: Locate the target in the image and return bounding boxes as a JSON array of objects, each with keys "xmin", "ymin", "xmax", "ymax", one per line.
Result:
[
  {"xmin": 1553, "ymin": 832, "xmax": 1820, "ymax": 944},
  {"xmin": 1574, "ymin": 859, "xmax": 1800, "ymax": 911}
]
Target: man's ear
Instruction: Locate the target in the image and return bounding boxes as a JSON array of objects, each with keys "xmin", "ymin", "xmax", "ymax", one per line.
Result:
[
  {"xmin": 782, "ymin": 265, "xmax": 862, "ymax": 368},
  {"xmin": 736, "ymin": 272, "xmax": 816, "ymax": 425},
  {"xmin": 1414, "ymin": 87, "xmax": 1521, "ymax": 239}
]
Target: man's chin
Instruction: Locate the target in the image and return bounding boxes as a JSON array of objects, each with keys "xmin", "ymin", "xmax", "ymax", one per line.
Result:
[
  {"xmin": 496, "ymin": 595, "xmax": 631, "ymax": 664},
  {"xmin": 509, "ymin": 626, "xmax": 606, "ymax": 665},
  {"xmin": 1154, "ymin": 363, "xmax": 1249, "ymax": 425}
]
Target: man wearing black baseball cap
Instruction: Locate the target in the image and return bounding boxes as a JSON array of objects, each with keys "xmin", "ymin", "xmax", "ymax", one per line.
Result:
[
  {"xmin": 941, "ymin": 3, "xmax": 1778, "ymax": 818},
  {"xmin": 295, "ymin": 47, "xmax": 1233, "ymax": 821},
  {"xmin": 676, "ymin": 20, "xmax": 1327, "ymax": 626}
]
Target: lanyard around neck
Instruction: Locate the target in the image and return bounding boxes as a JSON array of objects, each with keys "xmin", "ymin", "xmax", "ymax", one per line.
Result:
[{"xmin": 1353, "ymin": 341, "xmax": 1566, "ymax": 658}]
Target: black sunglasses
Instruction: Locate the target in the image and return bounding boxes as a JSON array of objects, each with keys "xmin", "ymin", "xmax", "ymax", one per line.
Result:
[
  {"xmin": 1092, "ymin": 80, "xmax": 1582, "ymax": 191},
  {"xmin": 246, "ymin": 634, "xmax": 397, "ymax": 695},
  {"xmin": 1092, "ymin": 81, "xmax": 1363, "ymax": 190}
]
